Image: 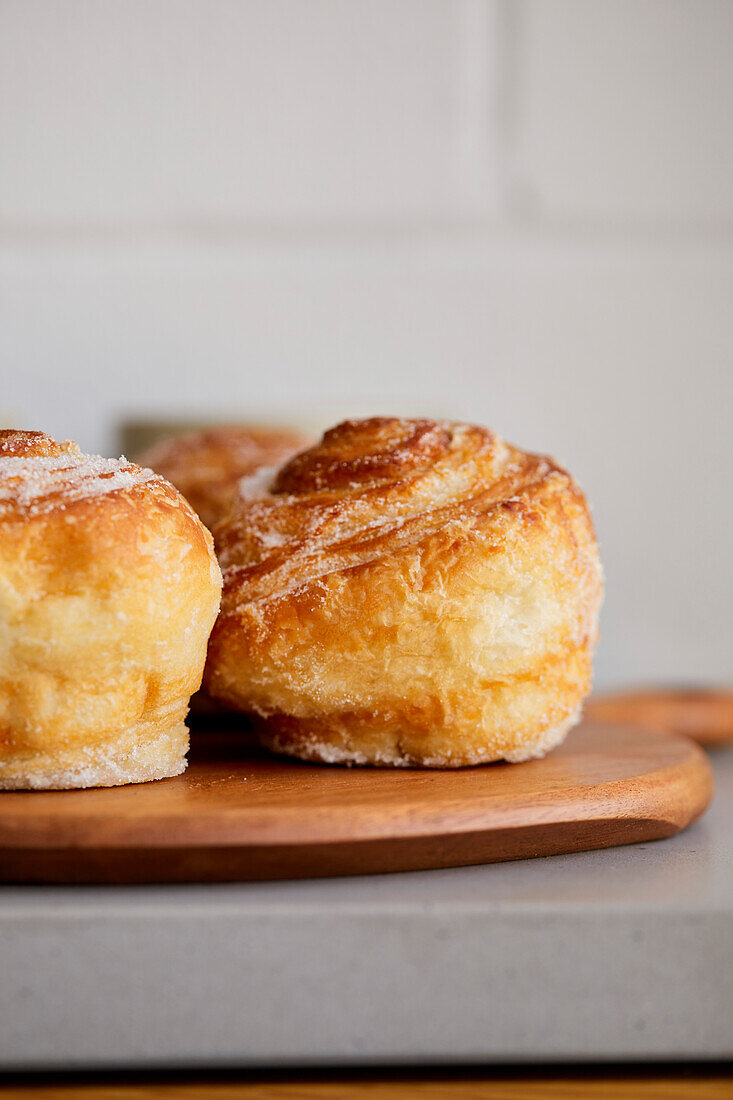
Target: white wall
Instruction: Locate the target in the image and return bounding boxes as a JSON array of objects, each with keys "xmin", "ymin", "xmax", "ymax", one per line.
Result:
[{"xmin": 1, "ymin": 0, "xmax": 731, "ymax": 689}]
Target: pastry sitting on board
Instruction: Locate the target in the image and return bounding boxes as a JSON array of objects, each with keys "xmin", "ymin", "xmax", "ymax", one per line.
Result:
[
  {"xmin": 0, "ymin": 430, "xmax": 222, "ymax": 789},
  {"xmin": 205, "ymin": 416, "xmax": 603, "ymax": 767}
]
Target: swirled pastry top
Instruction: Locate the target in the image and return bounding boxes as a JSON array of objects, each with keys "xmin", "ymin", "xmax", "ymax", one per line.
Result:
[
  {"xmin": 216, "ymin": 417, "xmax": 588, "ymax": 607},
  {"xmin": 0, "ymin": 430, "xmax": 160, "ymax": 517},
  {"xmin": 208, "ymin": 416, "xmax": 601, "ymax": 766}
]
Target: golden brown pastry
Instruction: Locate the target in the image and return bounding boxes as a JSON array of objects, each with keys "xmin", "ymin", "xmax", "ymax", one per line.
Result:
[
  {"xmin": 139, "ymin": 425, "xmax": 309, "ymax": 531},
  {"xmin": 205, "ymin": 417, "xmax": 603, "ymax": 767},
  {"xmin": 0, "ymin": 430, "xmax": 222, "ymax": 789}
]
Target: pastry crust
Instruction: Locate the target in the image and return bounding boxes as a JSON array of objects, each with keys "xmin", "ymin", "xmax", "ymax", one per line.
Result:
[
  {"xmin": 205, "ymin": 417, "xmax": 603, "ymax": 767},
  {"xmin": 0, "ymin": 430, "xmax": 222, "ymax": 788},
  {"xmin": 139, "ymin": 425, "xmax": 308, "ymax": 531}
]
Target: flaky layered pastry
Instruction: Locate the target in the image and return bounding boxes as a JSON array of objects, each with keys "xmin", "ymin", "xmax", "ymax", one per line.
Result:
[
  {"xmin": 139, "ymin": 425, "xmax": 309, "ymax": 531},
  {"xmin": 204, "ymin": 417, "xmax": 603, "ymax": 767},
  {"xmin": 0, "ymin": 430, "xmax": 222, "ymax": 789}
]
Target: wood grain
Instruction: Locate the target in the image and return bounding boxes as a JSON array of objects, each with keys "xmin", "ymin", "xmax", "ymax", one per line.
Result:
[
  {"xmin": 586, "ymin": 688, "xmax": 733, "ymax": 747},
  {"xmin": 0, "ymin": 1076, "xmax": 731, "ymax": 1099},
  {"xmin": 0, "ymin": 720, "xmax": 712, "ymax": 884}
]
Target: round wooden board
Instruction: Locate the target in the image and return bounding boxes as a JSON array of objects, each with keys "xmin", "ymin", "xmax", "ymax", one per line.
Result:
[
  {"xmin": 0, "ymin": 720, "xmax": 713, "ymax": 884},
  {"xmin": 586, "ymin": 687, "xmax": 733, "ymax": 747}
]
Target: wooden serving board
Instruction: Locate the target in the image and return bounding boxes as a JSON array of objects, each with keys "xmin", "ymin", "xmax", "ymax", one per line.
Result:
[
  {"xmin": 586, "ymin": 687, "xmax": 733, "ymax": 747},
  {"xmin": 0, "ymin": 720, "xmax": 713, "ymax": 884}
]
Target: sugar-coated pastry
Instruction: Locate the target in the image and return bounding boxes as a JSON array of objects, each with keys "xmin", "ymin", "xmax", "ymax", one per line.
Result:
[
  {"xmin": 139, "ymin": 425, "xmax": 309, "ymax": 531},
  {"xmin": 205, "ymin": 417, "xmax": 603, "ymax": 767},
  {"xmin": 0, "ymin": 430, "xmax": 222, "ymax": 789}
]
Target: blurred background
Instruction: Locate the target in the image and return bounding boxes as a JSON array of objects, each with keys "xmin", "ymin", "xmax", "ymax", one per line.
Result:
[{"xmin": 0, "ymin": 0, "xmax": 730, "ymax": 690}]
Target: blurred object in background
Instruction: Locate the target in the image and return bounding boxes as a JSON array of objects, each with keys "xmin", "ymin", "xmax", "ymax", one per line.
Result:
[
  {"xmin": 133, "ymin": 420, "xmax": 310, "ymax": 530},
  {"xmin": 1, "ymin": 0, "xmax": 731, "ymax": 691},
  {"xmin": 120, "ymin": 417, "xmax": 307, "ymax": 462},
  {"xmin": 587, "ymin": 687, "xmax": 733, "ymax": 748}
]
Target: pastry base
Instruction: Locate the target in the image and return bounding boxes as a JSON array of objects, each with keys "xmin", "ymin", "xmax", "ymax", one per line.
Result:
[
  {"xmin": 0, "ymin": 723, "xmax": 189, "ymax": 790},
  {"xmin": 255, "ymin": 711, "xmax": 579, "ymax": 768}
]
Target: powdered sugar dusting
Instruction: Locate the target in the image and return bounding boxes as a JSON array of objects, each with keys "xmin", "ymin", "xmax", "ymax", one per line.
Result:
[
  {"xmin": 0, "ymin": 453, "xmax": 159, "ymax": 515},
  {"xmin": 237, "ymin": 464, "xmax": 278, "ymax": 501}
]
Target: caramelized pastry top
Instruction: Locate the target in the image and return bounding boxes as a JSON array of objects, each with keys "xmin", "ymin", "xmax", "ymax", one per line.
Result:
[
  {"xmin": 0, "ymin": 429, "xmax": 160, "ymax": 516},
  {"xmin": 217, "ymin": 416, "xmax": 572, "ymax": 606}
]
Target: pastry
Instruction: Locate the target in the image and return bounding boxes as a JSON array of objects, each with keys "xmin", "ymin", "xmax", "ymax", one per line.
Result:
[
  {"xmin": 139, "ymin": 425, "xmax": 308, "ymax": 530},
  {"xmin": 140, "ymin": 424, "xmax": 308, "ymax": 716},
  {"xmin": 205, "ymin": 416, "xmax": 603, "ymax": 766},
  {"xmin": 0, "ymin": 430, "xmax": 222, "ymax": 788}
]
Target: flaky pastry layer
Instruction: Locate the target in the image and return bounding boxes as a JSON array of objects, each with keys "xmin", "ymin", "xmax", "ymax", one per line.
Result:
[{"xmin": 205, "ymin": 417, "xmax": 603, "ymax": 767}]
